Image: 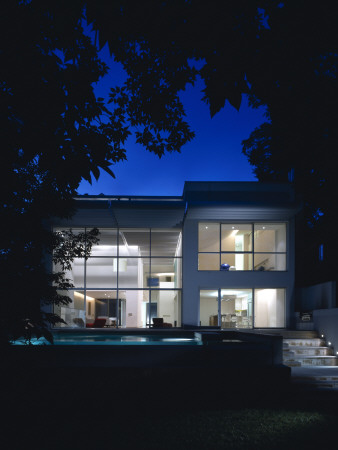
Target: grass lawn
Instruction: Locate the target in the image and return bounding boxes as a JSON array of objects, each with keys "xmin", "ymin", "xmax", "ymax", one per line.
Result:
[{"xmin": 2, "ymin": 367, "xmax": 338, "ymax": 449}]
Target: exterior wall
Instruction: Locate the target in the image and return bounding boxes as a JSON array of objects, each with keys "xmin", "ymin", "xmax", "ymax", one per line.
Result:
[
  {"xmin": 49, "ymin": 182, "xmax": 299, "ymax": 329},
  {"xmin": 182, "ymin": 211, "xmax": 296, "ymax": 328},
  {"xmin": 297, "ymin": 281, "xmax": 336, "ymax": 311},
  {"xmin": 313, "ymin": 308, "xmax": 338, "ymax": 357}
]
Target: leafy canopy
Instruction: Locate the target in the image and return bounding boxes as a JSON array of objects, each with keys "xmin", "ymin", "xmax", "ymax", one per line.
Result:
[{"xmin": 2, "ymin": 1, "xmax": 338, "ymax": 341}]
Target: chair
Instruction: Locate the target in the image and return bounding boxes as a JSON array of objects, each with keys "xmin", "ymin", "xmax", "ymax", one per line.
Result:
[
  {"xmin": 152, "ymin": 317, "xmax": 172, "ymax": 328},
  {"xmin": 73, "ymin": 318, "xmax": 85, "ymax": 328},
  {"xmin": 85, "ymin": 318, "xmax": 107, "ymax": 328}
]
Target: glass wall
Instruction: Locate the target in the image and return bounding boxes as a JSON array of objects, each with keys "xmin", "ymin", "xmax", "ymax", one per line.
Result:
[
  {"xmin": 220, "ymin": 289, "xmax": 252, "ymax": 328},
  {"xmin": 199, "ymin": 288, "xmax": 285, "ymax": 328},
  {"xmin": 198, "ymin": 223, "xmax": 287, "ymax": 271},
  {"xmin": 53, "ymin": 227, "xmax": 182, "ymax": 328}
]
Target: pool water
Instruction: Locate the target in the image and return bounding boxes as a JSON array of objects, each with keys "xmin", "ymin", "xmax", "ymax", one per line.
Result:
[
  {"xmin": 54, "ymin": 334, "xmax": 202, "ymax": 345},
  {"xmin": 13, "ymin": 333, "xmax": 202, "ymax": 346}
]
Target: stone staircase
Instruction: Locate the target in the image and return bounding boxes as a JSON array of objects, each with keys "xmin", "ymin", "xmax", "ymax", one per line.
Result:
[
  {"xmin": 282, "ymin": 330, "xmax": 338, "ymax": 367},
  {"xmin": 252, "ymin": 329, "xmax": 338, "ymax": 389}
]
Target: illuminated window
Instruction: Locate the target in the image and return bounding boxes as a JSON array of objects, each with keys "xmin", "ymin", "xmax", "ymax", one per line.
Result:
[
  {"xmin": 198, "ymin": 223, "xmax": 287, "ymax": 271},
  {"xmin": 53, "ymin": 227, "xmax": 182, "ymax": 328}
]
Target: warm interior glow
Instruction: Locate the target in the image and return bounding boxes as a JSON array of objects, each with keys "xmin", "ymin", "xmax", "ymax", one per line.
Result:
[
  {"xmin": 74, "ymin": 291, "xmax": 94, "ymax": 301},
  {"xmin": 154, "ymin": 272, "xmax": 175, "ymax": 276}
]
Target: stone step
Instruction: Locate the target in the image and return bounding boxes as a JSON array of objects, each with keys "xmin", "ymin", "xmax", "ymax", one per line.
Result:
[
  {"xmin": 283, "ymin": 346, "xmax": 333, "ymax": 356},
  {"xmin": 290, "ymin": 368, "xmax": 338, "ymax": 390},
  {"xmin": 291, "ymin": 377, "xmax": 338, "ymax": 390},
  {"xmin": 284, "ymin": 338, "xmax": 325, "ymax": 347},
  {"xmin": 291, "ymin": 374, "xmax": 338, "ymax": 390},
  {"xmin": 286, "ymin": 360, "xmax": 302, "ymax": 367},
  {"xmin": 284, "ymin": 356, "xmax": 338, "ymax": 367}
]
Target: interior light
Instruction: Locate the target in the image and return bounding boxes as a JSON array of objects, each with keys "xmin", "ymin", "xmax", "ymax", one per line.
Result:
[
  {"xmin": 154, "ymin": 272, "xmax": 175, "ymax": 276},
  {"xmin": 262, "ymin": 226, "xmax": 266, "ymax": 230},
  {"xmin": 75, "ymin": 291, "xmax": 95, "ymax": 301},
  {"xmin": 205, "ymin": 226, "xmax": 208, "ymax": 229}
]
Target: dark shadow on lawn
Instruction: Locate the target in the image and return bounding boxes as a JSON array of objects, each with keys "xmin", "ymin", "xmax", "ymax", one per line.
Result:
[{"xmin": 2, "ymin": 367, "xmax": 338, "ymax": 450}]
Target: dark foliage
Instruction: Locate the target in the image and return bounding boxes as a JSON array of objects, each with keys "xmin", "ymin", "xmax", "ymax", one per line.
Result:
[
  {"xmin": 86, "ymin": 0, "xmax": 338, "ymax": 288},
  {"xmin": 0, "ymin": 1, "xmax": 127, "ymax": 343},
  {"xmin": 2, "ymin": 0, "xmax": 337, "ymax": 343}
]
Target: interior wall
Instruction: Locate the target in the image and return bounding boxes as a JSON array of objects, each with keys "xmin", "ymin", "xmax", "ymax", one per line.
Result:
[
  {"xmin": 255, "ymin": 289, "xmax": 285, "ymax": 327},
  {"xmin": 158, "ymin": 282, "xmax": 175, "ymax": 325},
  {"xmin": 199, "ymin": 296, "xmax": 218, "ymax": 326},
  {"xmin": 86, "ymin": 297, "xmax": 95, "ymax": 322},
  {"xmin": 255, "ymin": 289, "xmax": 269, "ymax": 327},
  {"xmin": 125, "ymin": 290, "xmax": 138, "ymax": 327}
]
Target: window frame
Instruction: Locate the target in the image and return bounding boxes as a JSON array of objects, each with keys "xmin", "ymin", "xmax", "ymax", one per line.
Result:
[
  {"xmin": 53, "ymin": 227, "xmax": 183, "ymax": 328},
  {"xmin": 198, "ymin": 222, "xmax": 288, "ymax": 272}
]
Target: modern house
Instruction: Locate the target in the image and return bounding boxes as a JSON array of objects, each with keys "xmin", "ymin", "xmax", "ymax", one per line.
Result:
[{"xmin": 51, "ymin": 181, "xmax": 300, "ymax": 330}]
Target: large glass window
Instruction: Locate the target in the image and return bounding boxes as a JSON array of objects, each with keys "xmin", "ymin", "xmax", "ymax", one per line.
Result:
[
  {"xmin": 54, "ymin": 290, "xmax": 86, "ymax": 328},
  {"xmin": 199, "ymin": 288, "xmax": 285, "ymax": 328},
  {"xmin": 221, "ymin": 224, "xmax": 252, "ymax": 252},
  {"xmin": 90, "ymin": 228, "xmax": 118, "ymax": 256},
  {"xmin": 86, "ymin": 257, "xmax": 117, "ymax": 288},
  {"xmin": 253, "ymin": 224, "xmax": 286, "ymax": 271},
  {"xmin": 198, "ymin": 223, "xmax": 220, "ymax": 252},
  {"xmin": 53, "ymin": 227, "xmax": 182, "ymax": 328},
  {"xmin": 198, "ymin": 223, "xmax": 287, "ymax": 271},
  {"xmin": 221, "ymin": 289, "xmax": 253, "ymax": 329},
  {"xmin": 53, "ymin": 228, "xmax": 86, "ymax": 287}
]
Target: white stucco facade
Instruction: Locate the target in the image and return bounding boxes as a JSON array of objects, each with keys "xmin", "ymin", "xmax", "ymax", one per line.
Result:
[{"xmin": 51, "ymin": 182, "xmax": 300, "ymax": 329}]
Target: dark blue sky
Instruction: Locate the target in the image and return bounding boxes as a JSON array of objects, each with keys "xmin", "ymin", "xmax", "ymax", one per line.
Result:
[{"xmin": 77, "ymin": 44, "xmax": 266, "ymax": 197}]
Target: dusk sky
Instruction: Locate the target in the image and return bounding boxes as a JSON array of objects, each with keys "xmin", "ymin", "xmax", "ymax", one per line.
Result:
[{"xmin": 77, "ymin": 43, "xmax": 267, "ymax": 197}]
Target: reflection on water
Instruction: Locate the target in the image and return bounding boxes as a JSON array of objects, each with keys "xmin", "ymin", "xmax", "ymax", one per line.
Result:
[{"xmin": 13, "ymin": 333, "xmax": 202, "ymax": 346}]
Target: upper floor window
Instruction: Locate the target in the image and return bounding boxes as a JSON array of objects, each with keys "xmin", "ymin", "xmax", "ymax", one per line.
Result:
[
  {"xmin": 53, "ymin": 227, "xmax": 182, "ymax": 288},
  {"xmin": 198, "ymin": 223, "xmax": 287, "ymax": 271}
]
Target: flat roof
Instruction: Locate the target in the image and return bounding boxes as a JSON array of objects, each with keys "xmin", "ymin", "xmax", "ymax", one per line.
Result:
[
  {"xmin": 76, "ymin": 181, "xmax": 295, "ymax": 202},
  {"xmin": 61, "ymin": 182, "xmax": 300, "ymax": 228}
]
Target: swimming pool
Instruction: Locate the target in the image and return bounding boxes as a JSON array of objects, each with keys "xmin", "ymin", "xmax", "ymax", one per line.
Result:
[
  {"xmin": 53, "ymin": 333, "xmax": 202, "ymax": 345},
  {"xmin": 9, "ymin": 330, "xmax": 285, "ymax": 371},
  {"xmin": 13, "ymin": 330, "xmax": 202, "ymax": 346}
]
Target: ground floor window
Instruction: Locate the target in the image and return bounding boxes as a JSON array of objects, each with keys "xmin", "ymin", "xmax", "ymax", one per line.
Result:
[
  {"xmin": 54, "ymin": 289, "xmax": 181, "ymax": 328},
  {"xmin": 199, "ymin": 288, "xmax": 285, "ymax": 328},
  {"xmin": 53, "ymin": 226, "xmax": 182, "ymax": 328}
]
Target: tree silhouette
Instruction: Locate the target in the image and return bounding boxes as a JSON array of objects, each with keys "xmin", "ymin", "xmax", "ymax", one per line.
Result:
[{"xmin": 0, "ymin": 1, "xmax": 127, "ymax": 343}]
